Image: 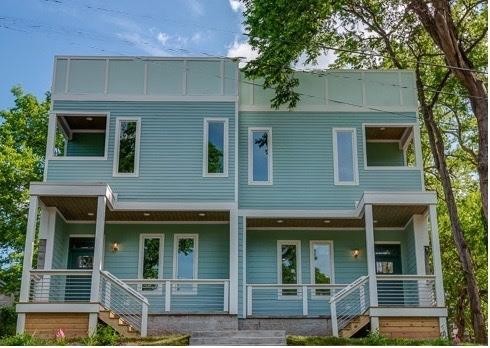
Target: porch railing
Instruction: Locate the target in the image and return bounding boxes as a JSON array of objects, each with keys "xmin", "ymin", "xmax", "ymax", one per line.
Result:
[
  {"xmin": 330, "ymin": 276, "xmax": 370, "ymax": 336},
  {"xmin": 99, "ymin": 271, "xmax": 149, "ymax": 336},
  {"xmin": 246, "ymin": 284, "xmax": 347, "ymax": 317},
  {"xmin": 28, "ymin": 269, "xmax": 92, "ymax": 303},
  {"xmin": 376, "ymin": 275, "xmax": 437, "ymax": 307},
  {"xmin": 121, "ymin": 279, "xmax": 230, "ymax": 314}
]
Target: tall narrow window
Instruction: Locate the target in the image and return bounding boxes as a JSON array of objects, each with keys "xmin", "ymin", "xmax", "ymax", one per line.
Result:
[
  {"xmin": 310, "ymin": 241, "xmax": 334, "ymax": 296},
  {"xmin": 203, "ymin": 118, "xmax": 228, "ymax": 177},
  {"xmin": 277, "ymin": 241, "xmax": 301, "ymax": 296},
  {"xmin": 333, "ymin": 128, "xmax": 358, "ymax": 185},
  {"xmin": 173, "ymin": 234, "xmax": 198, "ymax": 294},
  {"xmin": 248, "ymin": 128, "xmax": 272, "ymax": 184},
  {"xmin": 138, "ymin": 234, "xmax": 164, "ymax": 292},
  {"xmin": 114, "ymin": 118, "xmax": 140, "ymax": 176}
]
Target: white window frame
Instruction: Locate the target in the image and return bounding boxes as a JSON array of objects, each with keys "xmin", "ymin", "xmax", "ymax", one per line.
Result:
[
  {"xmin": 333, "ymin": 127, "xmax": 359, "ymax": 185},
  {"xmin": 203, "ymin": 117, "xmax": 229, "ymax": 177},
  {"xmin": 173, "ymin": 234, "xmax": 199, "ymax": 295},
  {"xmin": 277, "ymin": 240, "xmax": 301, "ymax": 299},
  {"xmin": 47, "ymin": 111, "xmax": 110, "ymax": 161},
  {"xmin": 113, "ymin": 117, "xmax": 141, "ymax": 177},
  {"xmin": 248, "ymin": 127, "xmax": 273, "ymax": 185},
  {"xmin": 137, "ymin": 233, "xmax": 164, "ymax": 294},
  {"xmin": 362, "ymin": 123, "xmax": 421, "ymax": 171},
  {"xmin": 309, "ymin": 240, "xmax": 335, "ymax": 299}
]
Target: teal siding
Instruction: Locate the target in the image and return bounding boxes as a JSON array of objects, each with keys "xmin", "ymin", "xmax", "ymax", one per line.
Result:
[
  {"xmin": 366, "ymin": 142, "xmax": 404, "ymax": 166},
  {"xmin": 239, "ymin": 112, "xmax": 422, "ymax": 209},
  {"xmin": 403, "ymin": 221, "xmax": 417, "ymax": 274},
  {"xmin": 52, "ymin": 213, "xmax": 69, "ymax": 269},
  {"xmin": 66, "ymin": 133, "xmax": 105, "ymax": 157},
  {"xmin": 48, "ymin": 101, "xmax": 236, "ymax": 202}
]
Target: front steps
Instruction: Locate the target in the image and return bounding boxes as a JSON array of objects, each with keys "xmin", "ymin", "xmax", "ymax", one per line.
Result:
[
  {"xmin": 98, "ymin": 309, "xmax": 140, "ymax": 338},
  {"xmin": 339, "ymin": 315, "xmax": 370, "ymax": 338},
  {"xmin": 190, "ymin": 330, "xmax": 286, "ymax": 346}
]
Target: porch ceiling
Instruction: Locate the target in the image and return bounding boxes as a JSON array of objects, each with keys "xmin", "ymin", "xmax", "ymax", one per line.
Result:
[
  {"xmin": 366, "ymin": 126, "xmax": 411, "ymax": 140},
  {"xmin": 40, "ymin": 196, "xmax": 229, "ymax": 222}
]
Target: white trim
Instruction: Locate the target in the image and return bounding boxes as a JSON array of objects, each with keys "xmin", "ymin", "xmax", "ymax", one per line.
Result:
[
  {"xmin": 248, "ymin": 127, "xmax": 273, "ymax": 185},
  {"xmin": 413, "ymin": 214, "xmax": 429, "ymax": 275},
  {"xmin": 239, "ymin": 105, "xmax": 417, "ymax": 113},
  {"xmin": 277, "ymin": 240, "xmax": 302, "ymax": 299},
  {"xmin": 52, "ymin": 94, "xmax": 237, "ymax": 102},
  {"xmin": 203, "ymin": 118, "xmax": 229, "ymax": 177},
  {"xmin": 16, "ymin": 313, "xmax": 25, "ymax": 334},
  {"xmin": 369, "ymin": 307, "xmax": 448, "ymax": 317},
  {"xmin": 67, "ymin": 220, "xmax": 229, "ymax": 225},
  {"xmin": 234, "ymin": 97, "xmax": 239, "ymax": 203},
  {"xmin": 115, "ymin": 201, "xmax": 236, "ymax": 211},
  {"xmin": 69, "ymin": 234, "xmax": 95, "ymax": 238},
  {"xmin": 332, "ymin": 128, "xmax": 359, "ymax": 185},
  {"xmin": 172, "ymin": 234, "xmax": 199, "ymax": 295},
  {"xmin": 16, "ymin": 303, "xmax": 100, "ymax": 313},
  {"xmin": 229, "ymin": 209, "xmax": 238, "ymax": 314},
  {"xmin": 113, "ymin": 117, "xmax": 141, "ymax": 177},
  {"xmin": 242, "ymin": 216, "xmax": 247, "ymax": 318},
  {"xmin": 90, "ymin": 196, "xmax": 106, "ymax": 303},
  {"xmin": 374, "ymin": 241, "xmax": 401, "ymax": 245},
  {"xmin": 309, "ymin": 240, "xmax": 335, "ymax": 299},
  {"xmin": 138, "ymin": 233, "xmax": 165, "ymax": 294},
  {"xmin": 240, "ymin": 209, "xmax": 359, "ymax": 218},
  {"xmin": 19, "ymin": 196, "xmax": 39, "ymax": 303},
  {"xmin": 360, "ymin": 191, "xmax": 436, "ymax": 206}
]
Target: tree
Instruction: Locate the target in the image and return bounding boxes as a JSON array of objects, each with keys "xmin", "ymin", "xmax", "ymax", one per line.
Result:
[
  {"xmin": 0, "ymin": 86, "xmax": 50, "ymax": 295},
  {"xmin": 241, "ymin": 0, "xmax": 487, "ymax": 341}
]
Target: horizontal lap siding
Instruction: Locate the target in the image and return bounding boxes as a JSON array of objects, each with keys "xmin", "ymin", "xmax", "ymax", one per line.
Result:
[
  {"xmin": 49, "ymin": 101, "xmax": 235, "ymax": 202},
  {"xmin": 239, "ymin": 112, "xmax": 421, "ymax": 209}
]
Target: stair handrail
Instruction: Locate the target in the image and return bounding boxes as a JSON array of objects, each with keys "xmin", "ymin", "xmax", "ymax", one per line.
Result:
[
  {"xmin": 329, "ymin": 275, "xmax": 368, "ymax": 304},
  {"xmin": 100, "ymin": 270, "xmax": 149, "ymax": 304}
]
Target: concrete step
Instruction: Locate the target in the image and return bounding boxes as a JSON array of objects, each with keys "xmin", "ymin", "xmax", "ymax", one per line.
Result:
[
  {"xmin": 192, "ymin": 330, "xmax": 285, "ymax": 338},
  {"xmin": 190, "ymin": 330, "xmax": 286, "ymax": 346}
]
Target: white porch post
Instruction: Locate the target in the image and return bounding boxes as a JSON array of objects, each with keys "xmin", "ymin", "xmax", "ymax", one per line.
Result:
[
  {"xmin": 428, "ymin": 204, "xmax": 447, "ymax": 337},
  {"xmin": 364, "ymin": 204, "xmax": 379, "ymax": 331},
  {"xmin": 229, "ymin": 208, "xmax": 239, "ymax": 314},
  {"xmin": 17, "ymin": 195, "xmax": 39, "ymax": 333},
  {"xmin": 89, "ymin": 195, "xmax": 106, "ymax": 335}
]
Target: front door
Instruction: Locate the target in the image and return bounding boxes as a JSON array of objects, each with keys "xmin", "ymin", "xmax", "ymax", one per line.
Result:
[
  {"xmin": 375, "ymin": 244, "xmax": 403, "ymax": 306},
  {"xmin": 66, "ymin": 237, "xmax": 94, "ymax": 301}
]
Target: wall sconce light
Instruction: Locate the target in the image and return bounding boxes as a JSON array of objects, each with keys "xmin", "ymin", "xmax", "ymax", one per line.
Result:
[
  {"xmin": 352, "ymin": 249, "xmax": 360, "ymax": 258},
  {"xmin": 112, "ymin": 242, "xmax": 119, "ymax": 252}
]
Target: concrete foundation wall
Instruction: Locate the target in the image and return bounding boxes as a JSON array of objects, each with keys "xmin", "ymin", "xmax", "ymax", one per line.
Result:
[
  {"xmin": 239, "ymin": 318, "xmax": 332, "ymax": 336},
  {"xmin": 148, "ymin": 314, "xmax": 238, "ymax": 335}
]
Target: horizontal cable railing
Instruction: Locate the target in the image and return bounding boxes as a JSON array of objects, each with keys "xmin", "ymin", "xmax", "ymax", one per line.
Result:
[
  {"xmin": 28, "ymin": 269, "xmax": 92, "ymax": 303},
  {"xmin": 246, "ymin": 284, "xmax": 347, "ymax": 317},
  {"xmin": 99, "ymin": 271, "xmax": 149, "ymax": 336},
  {"xmin": 121, "ymin": 279, "xmax": 230, "ymax": 314},
  {"xmin": 376, "ymin": 275, "xmax": 436, "ymax": 307},
  {"xmin": 330, "ymin": 276, "xmax": 370, "ymax": 336}
]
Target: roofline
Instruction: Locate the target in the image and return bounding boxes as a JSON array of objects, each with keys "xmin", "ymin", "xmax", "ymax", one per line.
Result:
[{"xmin": 54, "ymin": 55, "xmax": 238, "ymax": 61}]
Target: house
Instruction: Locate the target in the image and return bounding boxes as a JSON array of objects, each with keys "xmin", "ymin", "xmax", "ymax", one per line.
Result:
[
  {"xmin": 0, "ymin": 281, "xmax": 15, "ymax": 307},
  {"xmin": 16, "ymin": 56, "xmax": 447, "ymax": 341}
]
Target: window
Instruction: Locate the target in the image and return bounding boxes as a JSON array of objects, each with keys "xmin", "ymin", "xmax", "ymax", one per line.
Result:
[
  {"xmin": 138, "ymin": 234, "xmax": 164, "ymax": 292},
  {"xmin": 333, "ymin": 128, "xmax": 358, "ymax": 185},
  {"xmin": 50, "ymin": 113, "xmax": 109, "ymax": 159},
  {"xmin": 203, "ymin": 118, "xmax": 228, "ymax": 177},
  {"xmin": 173, "ymin": 234, "xmax": 198, "ymax": 294},
  {"xmin": 113, "ymin": 117, "xmax": 141, "ymax": 176},
  {"xmin": 310, "ymin": 241, "xmax": 334, "ymax": 297},
  {"xmin": 277, "ymin": 241, "xmax": 301, "ymax": 297},
  {"xmin": 248, "ymin": 128, "xmax": 272, "ymax": 185}
]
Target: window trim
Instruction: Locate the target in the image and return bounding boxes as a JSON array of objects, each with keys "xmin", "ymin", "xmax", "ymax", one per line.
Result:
[
  {"xmin": 309, "ymin": 240, "xmax": 335, "ymax": 299},
  {"xmin": 137, "ymin": 233, "xmax": 164, "ymax": 294},
  {"xmin": 362, "ymin": 123, "xmax": 421, "ymax": 171},
  {"xmin": 202, "ymin": 117, "xmax": 229, "ymax": 178},
  {"xmin": 113, "ymin": 117, "xmax": 141, "ymax": 177},
  {"xmin": 332, "ymin": 127, "xmax": 359, "ymax": 185},
  {"xmin": 248, "ymin": 127, "xmax": 273, "ymax": 185},
  {"xmin": 277, "ymin": 240, "xmax": 301, "ymax": 299},
  {"xmin": 47, "ymin": 111, "xmax": 110, "ymax": 161},
  {"xmin": 173, "ymin": 234, "xmax": 199, "ymax": 295}
]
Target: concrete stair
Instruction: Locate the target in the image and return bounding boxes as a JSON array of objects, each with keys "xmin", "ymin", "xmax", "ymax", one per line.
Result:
[
  {"xmin": 190, "ymin": 330, "xmax": 286, "ymax": 346},
  {"xmin": 98, "ymin": 309, "xmax": 140, "ymax": 338},
  {"xmin": 339, "ymin": 315, "xmax": 370, "ymax": 338}
]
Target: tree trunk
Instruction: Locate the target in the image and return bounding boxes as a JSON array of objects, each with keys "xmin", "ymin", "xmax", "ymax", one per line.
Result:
[
  {"xmin": 415, "ymin": 69, "xmax": 487, "ymax": 344},
  {"xmin": 409, "ymin": 0, "xmax": 488, "ymax": 223}
]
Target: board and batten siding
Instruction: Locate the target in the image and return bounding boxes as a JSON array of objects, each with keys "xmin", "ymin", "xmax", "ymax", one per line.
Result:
[
  {"xmin": 239, "ymin": 112, "xmax": 422, "ymax": 209},
  {"xmin": 48, "ymin": 101, "xmax": 236, "ymax": 202}
]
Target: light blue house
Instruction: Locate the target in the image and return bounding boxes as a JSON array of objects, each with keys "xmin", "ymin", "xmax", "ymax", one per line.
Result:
[{"xmin": 16, "ymin": 56, "xmax": 447, "ymax": 340}]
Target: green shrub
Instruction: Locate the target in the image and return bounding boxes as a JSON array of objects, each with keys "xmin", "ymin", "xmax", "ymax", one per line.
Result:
[
  {"xmin": 0, "ymin": 306, "xmax": 17, "ymax": 338},
  {"xmin": 0, "ymin": 333, "xmax": 47, "ymax": 346},
  {"xmin": 287, "ymin": 333, "xmax": 453, "ymax": 346},
  {"xmin": 81, "ymin": 324, "xmax": 120, "ymax": 346}
]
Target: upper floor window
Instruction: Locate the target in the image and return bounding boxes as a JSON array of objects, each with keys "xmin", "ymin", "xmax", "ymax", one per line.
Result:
[
  {"xmin": 113, "ymin": 117, "xmax": 141, "ymax": 177},
  {"xmin": 333, "ymin": 128, "xmax": 359, "ymax": 185},
  {"xmin": 50, "ymin": 112, "xmax": 109, "ymax": 160},
  {"xmin": 248, "ymin": 128, "xmax": 272, "ymax": 185},
  {"xmin": 363, "ymin": 125, "xmax": 418, "ymax": 169},
  {"xmin": 203, "ymin": 118, "xmax": 228, "ymax": 177}
]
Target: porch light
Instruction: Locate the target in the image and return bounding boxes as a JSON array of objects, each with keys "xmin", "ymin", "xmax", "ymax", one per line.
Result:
[
  {"xmin": 198, "ymin": 213, "xmax": 206, "ymax": 217},
  {"xmin": 277, "ymin": 219, "xmax": 284, "ymax": 223},
  {"xmin": 112, "ymin": 242, "xmax": 119, "ymax": 252},
  {"xmin": 143, "ymin": 212, "xmax": 151, "ymax": 217},
  {"xmin": 323, "ymin": 220, "xmax": 331, "ymax": 224},
  {"xmin": 86, "ymin": 117, "xmax": 93, "ymax": 121},
  {"xmin": 87, "ymin": 212, "xmax": 94, "ymax": 217},
  {"xmin": 352, "ymin": 249, "xmax": 360, "ymax": 258}
]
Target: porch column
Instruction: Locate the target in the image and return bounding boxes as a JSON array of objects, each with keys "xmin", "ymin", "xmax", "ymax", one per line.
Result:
[
  {"xmin": 17, "ymin": 195, "xmax": 39, "ymax": 333},
  {"xmin": 428, "ymin": 204, "xmax": 447, "ymax": 337},
  {"xmin": 413, "ymin": 214, "xmax": 429, "ymax": 275},
  {"xmin": 89, "ymin": 195, "xmax": 106, "ymax": 334},
  {"xmin": 229, "ymin": 208, "xmax": 239, "ymax": 314},
  {"xmin": 364, "ymin": 204, "xmax": 379, "ymax": 330}
]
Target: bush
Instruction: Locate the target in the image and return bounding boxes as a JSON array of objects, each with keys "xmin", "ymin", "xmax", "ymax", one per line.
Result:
[
  {"xmin": 0, "ymin": 306, "xmax": 17, "ymax": 338},
  {"xmin": 82, "ymin": 324, "xmax": 120, "ymax": 346},
  {"xmin": 0, "ymin": 333, "xmax": 47, "ymax": 346}
]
